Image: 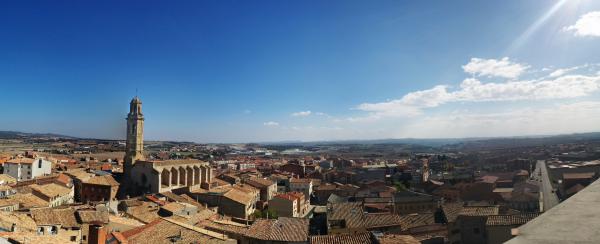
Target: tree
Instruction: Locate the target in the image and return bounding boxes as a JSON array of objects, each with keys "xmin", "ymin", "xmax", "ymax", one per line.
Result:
[{"xmin": 394, "ymin": 180, "xmax": 408, "ymax": 191}]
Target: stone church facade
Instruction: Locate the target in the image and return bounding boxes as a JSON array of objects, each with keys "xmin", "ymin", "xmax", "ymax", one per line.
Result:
[{"xmin": 123, "ymin": 97, "xmax": 212, "ymax": 194}]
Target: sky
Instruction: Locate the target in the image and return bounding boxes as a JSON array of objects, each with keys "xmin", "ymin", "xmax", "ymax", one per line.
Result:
[{"xmin": 1, "ymin": 0, "xmax": 600, "ymax": 143}]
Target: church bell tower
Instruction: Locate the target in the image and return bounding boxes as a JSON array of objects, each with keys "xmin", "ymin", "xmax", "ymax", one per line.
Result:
[{"xmin": 124, "ymin": 96, "xmax": 145, "ymax": 175}]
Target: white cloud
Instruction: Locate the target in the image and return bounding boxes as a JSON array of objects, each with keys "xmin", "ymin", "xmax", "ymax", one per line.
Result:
[
  {"xmin": 354, "ymin": 61, "xmax": 600, "ymax": 121},
  {"xmin": 356, "ymin": 85, "xmax": 450, "ymax": 119},
  {"xmin": 549, "ymin": 68, "xmax": 573, "ymax": 77},
  {"xmin": 263, "ymin": 121, "xmax": 279, "ymax": 126},
  {"xmin": 243, "ymin": 109, "xmax": 252, "ymax": 114},
  {"xmin": 462, "ymin": 57, "xmax": 529, "ymax": 79},
  {"xmin": 402, "ymin": 101, "xmax": 600, "ymax": 138},
  {"xmin": 564, "ymin": 11, "xmax": 600, "ymax": 37},
  {"xmin": 453, "ymin": 75, "xmax": 600, "ymax": 101},
  {"xmin": 291, "ymin": 111, "xmax": 312, "ymax": 117}
]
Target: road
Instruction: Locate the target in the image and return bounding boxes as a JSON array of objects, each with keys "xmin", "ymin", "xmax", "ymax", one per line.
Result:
[{"xmin": 535, "ymin": 160, "xmax": 560, "ymax": 212}]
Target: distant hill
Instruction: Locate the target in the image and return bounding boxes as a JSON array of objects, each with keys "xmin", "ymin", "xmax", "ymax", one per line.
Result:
[
  {"xmin": 0, "ymin": 131, "xmax": 77, "ymax": 139},
  {"xmin": 260, "ymin": 132, "xmax": 600, "ymax": 148}
]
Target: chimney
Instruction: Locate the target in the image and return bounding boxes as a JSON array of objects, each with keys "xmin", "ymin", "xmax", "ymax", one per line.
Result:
[{"xmin": 88, "ymin": 224, "xmax": 107, "ymax": 244}]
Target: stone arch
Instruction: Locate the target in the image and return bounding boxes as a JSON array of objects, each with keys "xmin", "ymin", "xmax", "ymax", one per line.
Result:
[
  {"xmin": 200, "ymin": 166, "xmax": 207, "ymax": 183},
  {"xmin": 179, "ymin": 167, "xmax": 186, "ymax": 185},
  {"xmin": 171, "ymin": 167, "xmax": 178, "ymax": 185},
  {"xmin": 161, "ymin": 169, "xmax": 170, "ymax": 187},
  {"xmin": 194, "ymin": 166, "xmax": 200, "ymax": 185},
  {"xmin": 187, "ymin": 167, "xmax": 194, "ymax": 186}
]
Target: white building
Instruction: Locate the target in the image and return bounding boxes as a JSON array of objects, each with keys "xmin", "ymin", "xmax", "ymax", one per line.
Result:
[{"xmin": 4, "ymin": 157, "xmax": 52, "ymax": 181}]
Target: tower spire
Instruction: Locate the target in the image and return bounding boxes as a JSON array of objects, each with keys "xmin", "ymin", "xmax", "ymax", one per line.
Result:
[{"xmin": 124, "ymin": 97, "xmax": 145, "ymax": 177}]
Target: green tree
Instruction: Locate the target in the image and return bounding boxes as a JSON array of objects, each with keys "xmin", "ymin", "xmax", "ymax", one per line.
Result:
[{"xmin": 394, "ymin": 180, "xmax": 408, "ymax": 191}]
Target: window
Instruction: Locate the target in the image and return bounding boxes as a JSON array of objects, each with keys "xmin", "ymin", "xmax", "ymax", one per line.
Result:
[
  {"xmin": 38, "ymin": 159, "xmax": 42, "ymax": 168},
  {"xmin": 70, "ymin": 236, "xmax": 77, "ymax": 242}
]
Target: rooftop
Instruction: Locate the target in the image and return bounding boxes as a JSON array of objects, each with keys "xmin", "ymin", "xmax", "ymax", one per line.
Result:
[
  {"xmin": 486, "ymin": 213, "xmax": 540, "ymax": 226},
  {"xmin": 83, "ymin": 175, "xmax": 119, "ymax": 186},
  {"xmin": 459, "ymin": 206, "xmax": 499, "ymax": 216},
  {"xmin": 245, "ymin": 177, "xmax": 275, "ymax": 188},
  {"xmin": 245, "ymin": 217, "xmax": 309, "ymax": 242},
  {"xmin": 5, "ymin": 158, "xmax": 36, "ymax": 164},
  {"xmin": 30, "ymin": 183, "xmax": 71, "ymax": 198},
  {"xmin": 563, "ymin": 172, "xmax": 595, "ymax": 180},
  {"xmin": 139, "ymin": 159, "xmax": 207, "ymax": 167},
  {"xmin": 310, "ymin": 232, "xmax": 375, "ymax": 244},
  {"xmin": 507, "ymin": 178, "xmax": 600, "ymax": 243}
]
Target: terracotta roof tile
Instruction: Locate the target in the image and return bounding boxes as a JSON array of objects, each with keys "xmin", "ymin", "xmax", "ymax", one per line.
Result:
[
  {"xmin": 310, "ymin": 232, "xmax": 375, "ymax": 244},
  {"xmin": 459, "ymin": 206, "xmax": 499, "ymax": 216},
  {"xmin": 31, "ymin": 208, "xmax": 79, "ymax": 228},
  {"xmin": 83, "ymin": 175, "xmax": 119, "ymax": 186},
  {"xmin": 486, "ymin": 213, "xmax": 540, "ymax": 226},
  {"xmin": 245, "ymin": 217, "xmax": 309, "ymax": 242},
  {"xmin": 377, "ymin": 234, "xmax": 421, "ymax": 244}
]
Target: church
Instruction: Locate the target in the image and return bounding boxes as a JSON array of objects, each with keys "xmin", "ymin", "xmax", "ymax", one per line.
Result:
[{"xmin": 122, "ymin": 97, "xmax": 212, "ymax": 195}]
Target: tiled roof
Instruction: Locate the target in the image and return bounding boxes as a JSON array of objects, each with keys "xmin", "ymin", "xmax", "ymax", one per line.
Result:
[
  {"xmin": 159, "ymin": 191, "xmax": 187, "ymax": 202},
  {"xmin": 377, "ymin": 234, "xmax": 421, "ymax": 244},
  {"xmin": 245, "ymin": 177, "xmax": 275, "ymax": 188},
  {"xmin": 9, "ymin": 193, "xmax": 48, "ymax": 209},
  {"xmin": 459, "ymin": 206, "xmax": 499, "ymax": 216},
  {"xmin": 83, "ymin": 175, "xmax": 119, "ymax": 186},
  {"xmin": 394, "ymin": 191, "xmax": 439, "ymax": 203},
  {"xmin": 310, "ymin": 232, "xmax": 375, "ymax": 244},
  {"xmin": 161, "ymin": 202, "xmax": 187, "ymax": 213},
  {"xmin": 30, "ymin": 183, "xmax": 71, "ymax": 198},
  {"xmin": 223, "ymin": 188, "xmax": 253, "ymax": 205},
  {"xmin": 274, "ymin": 192, "xmax": 303, "ymax": 202},
  {"xmin": 245, "ymin": 217, "xmax": 309, "ymax": 242},
  {"xmin": 0, "ymin": 211, "xmax": 37, "ymax": 232},
  {"xmin": 31, "ymin": 208, "xmax": 79, "ymax": 228},
  {"xmin": 121, "ymin": 218, "xmax": 230, "ymax": 243},
  {"xmin": 327, "ymin": 202, "xmax": 365, "ymax": 229},
  {"xmin": 199, "ymin": 219, "xmax": 249, "ymax": 236},
  {"xmin": 6, "ymin": 158, "xmax": 35, "ymax": 164},
  {"xmin": 54, "ymin": 174, "xmax": 72, "ymax": 186},
  {"xmin": 76, "ymin": 209, "xmax": 109, "ymax": 224},
  {"xmin": 126, "ymin": 202, "xmax": 160, "ymax": 224},
  {"xmin": 398, "ymin": 213, "xmax": 436, "ymax": 231},
  {"xmin": 290, "ymin": 178, "xmax": 312, "ymax": 183},
  {"xmin": 563, "ymin": 172, "xmax": 595, "ymax": 180},
  {"xmin": 364, "ymin": 214, "xmax": 403, "ymax": 228},
  {"xmin": 0, "ymin": 174, "xmax": 16, "ymax": 184},
  {"xmin": 486, "ymin": 213, "xmax": 540, "ymax": 226},
  {"xmin": 441, "ymin": 202, "xmax": 464, "ymax": 223}
]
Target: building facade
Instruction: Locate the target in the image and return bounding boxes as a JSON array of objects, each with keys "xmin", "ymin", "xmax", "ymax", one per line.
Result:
[
  {"xmin": 4, "ymin": 157, "xmax": 51, "ymax": 181},
  {"xmin": 122, "ymin": 97, "xmax": 213, "ymax": 195},
  {"xmin": 129, "ymin": 160, "xmax": 213, "ymax": 193}
]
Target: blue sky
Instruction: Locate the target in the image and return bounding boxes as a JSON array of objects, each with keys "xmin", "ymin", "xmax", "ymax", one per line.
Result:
[{"xmin": 1, "ymin": 0, "xmax": 600, "ymax": 142}]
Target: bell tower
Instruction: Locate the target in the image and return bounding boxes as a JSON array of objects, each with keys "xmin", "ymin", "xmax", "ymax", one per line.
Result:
[{"xmin": 124, "ymin": 96, "xmax": 145, "ymax": 176}]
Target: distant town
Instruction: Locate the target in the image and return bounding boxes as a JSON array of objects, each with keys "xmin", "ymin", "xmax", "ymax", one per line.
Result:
[{"xmin": 0, "ymin": 97, "xmax": 598, "ymax": 243}]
